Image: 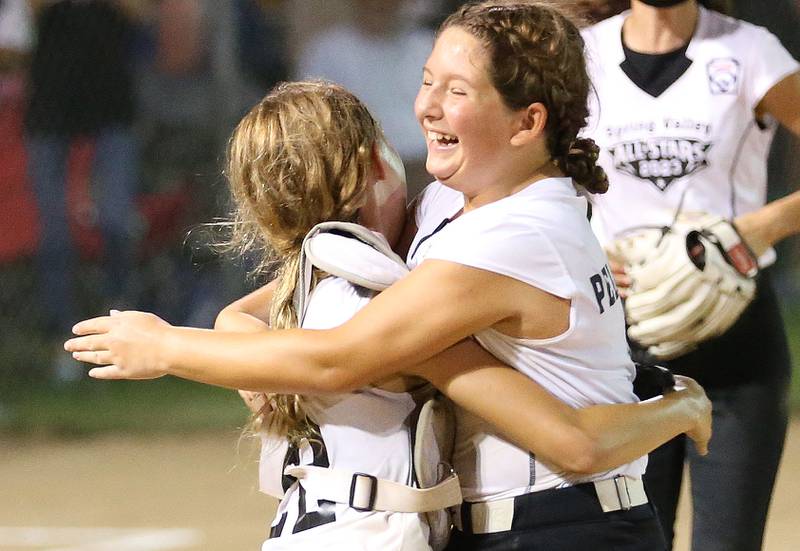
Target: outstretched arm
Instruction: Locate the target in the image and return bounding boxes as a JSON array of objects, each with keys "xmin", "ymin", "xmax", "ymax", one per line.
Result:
[
  {"xmin": 412, "ymin": 339, "xmax": 711, "ymax": 475},
  {"xmin": 65, "ymin": 260, "xmax": 517, "ymax": 392},
  {"xmin": 215, "ymin": 289, "xmax": 711, "ymax": 474}
]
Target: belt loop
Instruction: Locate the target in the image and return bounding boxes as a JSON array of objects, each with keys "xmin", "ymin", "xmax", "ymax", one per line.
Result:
[{"xmin": 613, "ymin": 475, "xmax": 632, "ymax": 511}]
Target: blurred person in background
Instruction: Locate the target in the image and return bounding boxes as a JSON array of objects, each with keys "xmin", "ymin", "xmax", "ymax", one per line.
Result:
[
  {"xmin": 0, "ymin": 0, "xmax": 32, "ymax": 76},
  {"xmin": 295, "ymin": 0, "xmax": 433, "ymax": 198},
  {"xmin": 24, "ymin": 0, "xmax": 141, "ymax": 375},
  {"xmin": 0, "ymin": 0, "xmax": 34, "ymax": 252},
  {"xmin": 0, "ymin": 0, "xmax": 33, "ymax": 405},
  {"xmin": 732, "ymin": 0, "xmax": 800, "ymax": 303},
  {"xmin": 236, "ymin": 0, "xmax": 289, "ymax": 105},
  {"xmin": 132, "ymin": 0, "xmax": 290, "ymax": 329}
]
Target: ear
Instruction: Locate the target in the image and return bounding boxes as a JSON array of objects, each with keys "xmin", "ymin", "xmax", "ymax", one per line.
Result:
[
  {"xmin": 510, "ymin": 102, "xmax": 548, "ymax": 146},
  {"xmin": 369, "ymin": 142, "xmax": 387, "ymax": 181}
]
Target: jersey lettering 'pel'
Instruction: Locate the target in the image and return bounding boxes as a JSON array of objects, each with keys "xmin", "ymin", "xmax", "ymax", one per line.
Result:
[
  {"xmin": 408, "ymin": 178, "xmax": 644, "ymax": 502},
  {"xmin": 582, "ymin": 6, "xmax": 799, "ymax": 246},
  {"xmin": 259, "ymin": 276, "xmax": 432, "ymax": 550}
]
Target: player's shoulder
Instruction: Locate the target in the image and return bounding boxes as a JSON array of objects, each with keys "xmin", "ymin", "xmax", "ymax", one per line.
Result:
[
  {"xmin": 453, "ymin": 179, "xmax": 588, "ymax": 243},
  {"xmin": 304, "ymin": 276, "xmax": 373, "ymax": 329},
  {"xmin": 695, "ymin": 7, "xmax": 777, "ymax": 50},
  {"xmin": 581, "ymin": 12, "xmax": 626, "ymax": 51}
]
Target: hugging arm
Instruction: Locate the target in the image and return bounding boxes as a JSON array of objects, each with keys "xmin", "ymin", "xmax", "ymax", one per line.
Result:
[
  {"xmin": 214, "ymin": 280, "xmax": 276, "ymax": 333},
  {"xmin": 216, "ymin": 277, "xmax": 711, "ymax": 474},
  {"xmin": 211, "ymin": 279, "xmax": 710, "ymax": 475},
  {"xmin": 214, "ymin": 281, "xmax": 276, "ymax": 414},
  {"xmin": 411, "ymin": 338, "xmax": 711, "ymax": 475},
  {"xmin": 65, "ymin": 260, "xmax": 511, "ymax": 391}
]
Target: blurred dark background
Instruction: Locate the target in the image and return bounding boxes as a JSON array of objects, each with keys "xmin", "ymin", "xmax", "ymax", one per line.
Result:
[{"xmin": 0, "ymin": 0, "xmax": 797, "ymax": 434}]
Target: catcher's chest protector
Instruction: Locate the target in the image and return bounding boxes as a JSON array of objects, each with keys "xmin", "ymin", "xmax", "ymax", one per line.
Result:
[{"xmin": 260, "ymin": 223, "xmax": 459, "ymax": 550}]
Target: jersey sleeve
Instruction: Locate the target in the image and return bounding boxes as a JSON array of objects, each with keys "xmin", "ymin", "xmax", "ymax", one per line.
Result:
[
  {"xmin": 423, "ymin": 213, "xmax": 576, "ymax": 299},
  {"xmin": 744, "ymin": 26, "xmax": 800, "ymax": 110}
]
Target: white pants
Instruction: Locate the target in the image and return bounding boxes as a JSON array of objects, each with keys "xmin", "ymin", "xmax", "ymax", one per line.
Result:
[{"xmin": 262, "ymin": 510, "xmax": 432, "ymax": 551}]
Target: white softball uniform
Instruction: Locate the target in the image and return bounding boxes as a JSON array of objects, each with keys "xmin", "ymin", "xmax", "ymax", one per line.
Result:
[
  {"xmin": 260, "ymin": 276, "xmax": 432, "ymax": 551},
  {"xmin": 582, "ymin": 6, "xmax": 799, "ymax": 247},
  {"xmin": 408, "ymin": 178, "xmax": 646, "ymax": 502}
]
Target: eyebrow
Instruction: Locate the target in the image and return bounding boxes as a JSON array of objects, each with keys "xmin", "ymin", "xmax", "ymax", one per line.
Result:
[{"xmin": 421, "ymin": 66, "xmax": 474, "ymax": 84}]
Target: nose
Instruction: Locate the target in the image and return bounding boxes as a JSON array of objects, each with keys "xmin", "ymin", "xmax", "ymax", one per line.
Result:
[{"xmin": 414, "ymin": 84, "xmax": 442, "ymax": 123}]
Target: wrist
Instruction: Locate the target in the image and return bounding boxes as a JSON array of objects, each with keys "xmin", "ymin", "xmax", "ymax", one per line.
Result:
[
  {"xmin": 663, "ymin": 389, "xmax": 696, "ymax": 432},
  {"xmin": 154, "ymin": 325, "xmax": 178, "ymax": 376}
]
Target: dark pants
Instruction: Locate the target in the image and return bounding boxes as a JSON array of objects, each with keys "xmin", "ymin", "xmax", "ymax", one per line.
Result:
[
  {"xmin": 446, "ymin": 482, "xmax": 666, "ymax": 551},
  {"xmin": 645, "ymin": 273, "xmax": 791, "ymax": 551},
  {"xmin": 447, "ymin": 503, "xmax": 665, "ymax": 551},
  {"xmin": 644, "ymin": 375, "xmax": 789, "ymax": 551}
]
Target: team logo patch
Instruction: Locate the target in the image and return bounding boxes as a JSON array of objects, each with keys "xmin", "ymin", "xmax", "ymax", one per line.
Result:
[
  {"xmin": 707, "ymin": 57, "xmax": 740, "ymax": 95},
  {"xmin": 608, "ymin": 138, "xmax": 712, "ymax": 191}
]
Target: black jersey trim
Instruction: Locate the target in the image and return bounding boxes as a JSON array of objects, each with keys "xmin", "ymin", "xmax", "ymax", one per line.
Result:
[
  {"xmin": 409, "ymin": 216, "xmax": 453, "ymax": 261},
  {"xmin": 292, "ymin": 492, "xmax": 337, "ymax": 534},
  {"xmin": 620, "ymin": 38, "xmax": 693, "ymax": 98}
]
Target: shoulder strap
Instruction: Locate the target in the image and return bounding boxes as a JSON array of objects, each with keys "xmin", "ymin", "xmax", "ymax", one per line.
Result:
[{"xmin": 293, "ymin": 221, "xmax": 409, "ymax": 324}]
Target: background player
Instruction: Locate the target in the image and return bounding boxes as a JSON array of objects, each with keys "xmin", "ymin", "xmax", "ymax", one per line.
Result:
[{"xmin": 582, "ymin": 1, "xmax": 800, "ymax": 549}]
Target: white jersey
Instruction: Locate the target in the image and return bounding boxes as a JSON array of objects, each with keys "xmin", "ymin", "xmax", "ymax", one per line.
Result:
[
  {"xmin": 408, "ymin": 179, "xmax": 646, "ymax": 502},
  {"xmin": 261, "ymin": 277, "xmax": 431, "ymax": 550},
  {"xmin": 582, "ymin": 7, "xmax": 799, "ymax": 247}
]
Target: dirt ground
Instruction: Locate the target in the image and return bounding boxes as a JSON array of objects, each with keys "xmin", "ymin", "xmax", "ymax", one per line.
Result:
[{"xmin": 1, "ymin": 420, "xmax": 798, "ymax": 550}]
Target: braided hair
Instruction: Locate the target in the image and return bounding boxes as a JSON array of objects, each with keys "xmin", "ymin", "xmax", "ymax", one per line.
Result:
[{"xmin": 440, "ymin": 1, "xmax": 608, "ymax": 193}]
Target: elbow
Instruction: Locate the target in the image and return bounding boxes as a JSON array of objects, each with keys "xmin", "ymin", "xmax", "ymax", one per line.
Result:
[
  {"xmin": 552, "ymin": 434, "xmax": 607, "ymax": 475},
  {"xmin": 213, "ymin": 307, "xmax": 234, "ymax": 331},
  {"xmin": 305, "ymin": 366, "xmax": 364, "ymax": 394}
]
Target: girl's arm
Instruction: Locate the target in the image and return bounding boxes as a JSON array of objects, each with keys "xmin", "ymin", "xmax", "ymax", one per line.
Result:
[
  {"xmin": 214, "ymin": 280, "xmax": 276, "ymax": 332},
  {"xmin": 66, "ymin": 259, "xmax": 522, "ymax": 392},
  {"xmin": 412, "ymin": 339, "xmax": 711, "ymax": 475},
  {"xmin": 738, "ymin": 71, "xmax": 800, "ymax": 254},
  {"xmin": 214, "ymin": 282, "xmax": 277, "ymax": 413}
]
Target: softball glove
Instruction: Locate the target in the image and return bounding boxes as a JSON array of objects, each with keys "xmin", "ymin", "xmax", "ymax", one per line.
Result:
[{"xmin": 609, "ymin": 212, "xmax": 759, "ymax": 360}]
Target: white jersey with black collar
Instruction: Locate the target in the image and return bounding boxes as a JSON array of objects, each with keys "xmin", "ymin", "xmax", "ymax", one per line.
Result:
[
  {"xmin": 582, "ymin": 6, "xmax": 799, "ymax": 247},
  {"xmin": 408, "ymin": 178, "xmax": 645, "ymax": 502}
]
